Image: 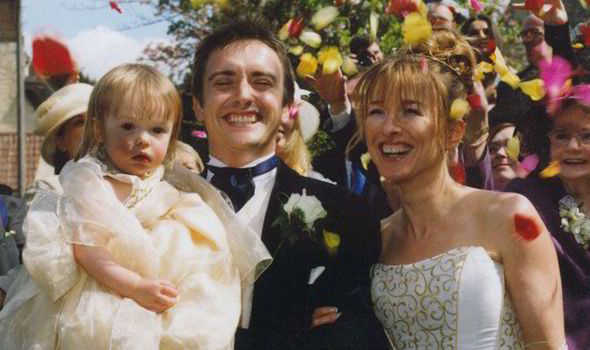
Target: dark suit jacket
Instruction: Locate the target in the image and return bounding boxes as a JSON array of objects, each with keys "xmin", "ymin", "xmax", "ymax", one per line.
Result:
[{"xmin": 234, "ymin": 161, "xmax": 389, "ymax": 350}]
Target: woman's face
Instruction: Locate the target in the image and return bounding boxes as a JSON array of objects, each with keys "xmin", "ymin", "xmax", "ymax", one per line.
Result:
[
  {"xmin": 55, "ymin": 113, "xmax": 86, "ymax": 159},
  {"xmin": 467, "ymin": 20, "xmax": 494, "ymax": 56},
  {"xmin": 365, "ymin": 93, "xmax": 441, "ymax": 184},
  {"xmin": 550, "ymin": 105, "xmax": 590, "ymax": 182},
  {"xmin": 489, "ymin": 126, "xmax": 519, "ymax": 189}
]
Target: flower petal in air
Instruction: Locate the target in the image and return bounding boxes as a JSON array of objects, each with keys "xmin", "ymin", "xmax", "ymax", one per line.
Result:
[
  {"xmin": 450, "ymin": 98, "xmax": 470, "ymax": 120},
  {"xmin": 572, "ymin": 84, "xmax": 590, "ymax": 106},
  {"xmin": 322, "ymin": 58, "xmax": 341, "ymax": 74},
  {"xmin": 506, "ymin": 135, "xmax": 520, "ymax": 161},
  {"xmin": 289, "ymin": 45, "xmax": 304, "ymax": 56},
  {"xmin": 540, "ymin": 161, "xmax": 560, "ymax": 178},
  {"xmin": 296, "ymin": 53, "xmax": 318, "ymax": 78},
  {"xmin": 577, "ymin": 0, "xmax": 588, "ymax": 9},
  {"xmin": 370, "ymin": 11, "xmax": 379, "ymax": 41},
  {"xmin": 342, "ymin": 56, "xmax": 358, "ymax": 76},
  {"xmin": 190, "ymin": 0, "xmax": 209, "ymax": 8},
  {"xmin": 501, "ymin": 72, "xmax": 521, "ymax": 89},
  {"xmin": 311, "ymin": 6, "xmax": 339, "ymax": 31},
  {"xmin": 299, "ymin": 31, "xmax": 322, "ymax": 48},
  {"xmin": 289, "ymin": 18, "xmax": 305, "ymax": 38},
  {"xmin": 474, "ymin": 61, "xmax": 493, "ymax": 81},
  {"xmin": 469, "ymin": 0, "xmax": 484, "ymax": 12},
  {"xmin": 520, "ymin": 154, "xmax": 539, "ymax": 172},
  {"xmin": 519, "ymin": 79, "xmax": 546, "ymax": 101},
  {"xmin": 581, "ymin": 24, "xmax": 590, "ymax": 45},
  {"xmin": 525, "ymin": 0, "xmax": 544, "ymax": 11},
  {"xmin": 403, "ymin": 12, "xmax": 432, "ymax": 44},
  {"xmin": 386, "ymin": 0, "xmax": 419, "ymax": 19},
  {"xmin": 318, "ymin": 47, "xmax": 343, "ymax": 65},
  {"xmin": 278, "ymin": 19, "xmax": 292, "ymax": 40},
  {"xmin": 214, "ymin": 0, "xmax": 229, "ymax": 8},
  {"xmin": 360, "ymin": 152, "xmax": 371, "ymax": 170},
  {"xmin": 323, "ymin": 230, "xmax": 341, "ymax": 254},
  {"xmin": 109, "ymin": 1, "xmax": 123, "ymax": 13},
  {"xmin": 539, "ymin": 56, "xmax": 572, "ymax": 114}
]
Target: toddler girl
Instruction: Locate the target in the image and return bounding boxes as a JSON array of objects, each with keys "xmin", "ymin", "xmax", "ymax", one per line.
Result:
[{"xmin": 0, "ymin": 64, "xmax": 269, "ymax": 350}]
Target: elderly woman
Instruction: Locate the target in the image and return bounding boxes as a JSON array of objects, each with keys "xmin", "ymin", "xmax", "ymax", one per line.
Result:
[
  {"xmin": 506, "ymin": 99, "xmax": 590, "ymax": 349},
  {"xmin": 25, "ymin": 83, "xmax": 93, "ymax": 202},
  {"xmin": 354, "ymin": 30, "xmax": 564, "ymax": 348}
]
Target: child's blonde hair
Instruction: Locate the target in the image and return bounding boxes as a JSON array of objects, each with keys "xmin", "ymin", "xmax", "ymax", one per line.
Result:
[
  {"xmin": 76, "ymin": 63, "xmax": 182, "ymax": 165},
  {"xmin": 278, "ymin": 118, "xmax": 312, "ymax": 175}
]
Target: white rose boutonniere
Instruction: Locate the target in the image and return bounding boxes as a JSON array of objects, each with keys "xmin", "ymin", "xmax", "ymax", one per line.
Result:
[
  {"xmin": 559, "ymin": 195, "xmax": 590, "ymax": 249},
  {"xmin": 3, "ymin": 229, "xmax": 15, "ymax": 239},
  {"xmin": 274, "ymin": 189, "xmax": 340, "ymax": 254}
]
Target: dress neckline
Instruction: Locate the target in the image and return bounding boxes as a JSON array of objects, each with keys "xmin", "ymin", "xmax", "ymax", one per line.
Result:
[{"xmin": 374, "ymin": 246, "xmax": 498, "ymax": 268}]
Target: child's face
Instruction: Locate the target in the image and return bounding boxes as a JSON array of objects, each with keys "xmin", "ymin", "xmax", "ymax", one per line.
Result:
[{"xmin": 102, "ymin": 114, "xmax": 173, "ymax": 177}]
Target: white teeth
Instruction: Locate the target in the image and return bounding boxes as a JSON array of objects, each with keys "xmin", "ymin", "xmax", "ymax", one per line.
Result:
[
  {"xmin": 564, "ymin": 159, "xmax": 586, "ymax": 164},
  {"xmin": 382, "ymin": 144, "xmax": 411, "ymax": 155},
  {"xmin": 227, "ymin": 114, "xmax": 257, "ymax": 123}
]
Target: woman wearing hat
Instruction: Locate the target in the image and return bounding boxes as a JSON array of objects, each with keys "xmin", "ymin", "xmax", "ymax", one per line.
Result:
[{"xmin": 25, "ymin": 83, "xmax": 93, "ymax": 202}]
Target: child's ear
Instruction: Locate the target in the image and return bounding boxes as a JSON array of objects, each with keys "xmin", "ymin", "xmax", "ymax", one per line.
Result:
[
  {"xmin": 192, "ymin": 97, "xmax": 205, "ymax": 122},
  {"xmin": 281, "ymin": 103, "xmax": 292, "ymax": 125},
  {"xmin": 447, "ymin": 120, "xmax": 466, "ymax": 149}
]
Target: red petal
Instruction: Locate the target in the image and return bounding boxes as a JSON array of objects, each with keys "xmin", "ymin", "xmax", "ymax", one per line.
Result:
[
  {"xmin": 386, "ymin": 0, "xmax": 419, "ymax": 20},
  {"xmin": 466, "ymin": 94, "xmax": 482, "ymax": 110},
  {"xmin": 109, "ymin": 1, "xmax": 122, "ymax": 13},
  {"xmin": 32, "ymin": 36, "xmax": 76, "ymax": 77},
  {"xmin": 581, "ymin": 24, "xmax": 590, "ymax": 46},
  {"xmin": 514, "ymin": 213, "xmax": 541, "ymax": 241},
  {"xmin": 450, "ymin": 162, "xmax": 465, "ymax": 184},
  {"xmin": 289, "ymin": 18, "xmax": 304, "ymax": 38},
  {"xmin": 524, "ymin": 0, "xmax": 544, "ymax": 11}
]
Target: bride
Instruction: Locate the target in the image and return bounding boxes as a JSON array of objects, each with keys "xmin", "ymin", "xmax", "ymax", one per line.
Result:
[{"xmin": 354, "ymin": 30, "xmax": 565, "ymax": 349}]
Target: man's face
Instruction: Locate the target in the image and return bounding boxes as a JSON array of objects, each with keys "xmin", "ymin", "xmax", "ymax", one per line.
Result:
[
  {"xmin": 193, "ymin": 40, "xmax": 289, "ymax": 166},
  {"xmin": 365, "ymin": 43, "xmax": 384, "ymax": 65},
  {"xmin": 428, "ymin": 5, "xmax": 455, "ymax": 30}
]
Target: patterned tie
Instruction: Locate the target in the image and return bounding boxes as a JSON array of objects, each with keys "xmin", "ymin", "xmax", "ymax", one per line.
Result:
[{"xmin": 209, "ymin": 156, "xmax": 279, "ymax": 212}]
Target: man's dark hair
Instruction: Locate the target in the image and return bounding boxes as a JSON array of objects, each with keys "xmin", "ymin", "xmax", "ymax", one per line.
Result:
[
  {"xmin": 349, "ymin": 35, "xmax": 373, "ymax": 57},
  {"xmin": 191, "ymin": 18, "xmax": 295, "ymax": 107}
]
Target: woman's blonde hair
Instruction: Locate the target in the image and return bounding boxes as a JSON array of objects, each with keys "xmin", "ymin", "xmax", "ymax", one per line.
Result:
[
  {"xmin": 76, "ymin": 63, "xmax": 182, "ymax": 165},
  {"xmin": 349, "ymin": 30, "xmax": 476, "ymax": 160},
  {"xmin": 278, "ymin": 117, "xmax": 312, "ymax": 175}
]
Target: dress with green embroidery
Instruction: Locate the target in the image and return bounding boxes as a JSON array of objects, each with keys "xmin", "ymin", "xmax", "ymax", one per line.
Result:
[{"xmin": 371, "ymin": 245, "xmax": 524, "ymax": 349}]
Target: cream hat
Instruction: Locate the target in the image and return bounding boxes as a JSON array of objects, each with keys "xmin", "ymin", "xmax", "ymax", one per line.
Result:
[
  {"xmin": 34, "ymin": 83, "xmax": 93, "ymax": 164},
  {"xmin": 294, "ymin": 84, "xmax": 320, "ymax": 142}
]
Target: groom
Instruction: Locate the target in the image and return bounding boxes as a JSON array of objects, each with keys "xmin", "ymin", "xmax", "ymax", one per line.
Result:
[{"xmin": 191, "ymin": 19, "xmax": 387, "ymax": 350}]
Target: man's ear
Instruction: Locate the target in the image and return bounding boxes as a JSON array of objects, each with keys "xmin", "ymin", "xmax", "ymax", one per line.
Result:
[
  {"xmin": 192, "ymin": 96, "xmax": 205, "ymax": 122},
  {"xmin": 447, "ymin": 120, "xmax": 466, "ymax": 149}
]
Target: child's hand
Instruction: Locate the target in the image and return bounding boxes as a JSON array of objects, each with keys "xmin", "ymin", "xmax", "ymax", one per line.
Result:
[
  {"xmin": 131, "ymin": 278, "xmax": 178, "ymax": 313},
  {"xmin": 311, "ymin": 306, "xmax": 342, "ymax": 328}
]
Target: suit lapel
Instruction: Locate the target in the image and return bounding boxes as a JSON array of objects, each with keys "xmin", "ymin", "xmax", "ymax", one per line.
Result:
[{"xmin": 260, "ymin": 161, "xmax": 302, "ymax": 256}]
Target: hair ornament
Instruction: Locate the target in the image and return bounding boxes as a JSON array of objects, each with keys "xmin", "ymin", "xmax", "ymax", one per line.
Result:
[{"xmin": 410, "ymin": 52, "xmax": 474, "ymax": 90}]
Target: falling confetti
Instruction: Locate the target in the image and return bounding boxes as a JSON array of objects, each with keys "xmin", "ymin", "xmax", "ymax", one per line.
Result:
[
  {"xmin": 514, "ymin": 213, "xmax": 541, "ymax": 241},
  {"xmin": 519, "ymin": 79, "xmax": 546, "ymax": 101},
  {"xmin": 450, "ymin": 98, "xmax": 470, "ymax": 120},
  {"xmin": 506, "ymin": 135, "xmax": 520, "ymax": 161},
  {"xmin": 109, "ymin": 1, "xmax": 122, "ymax": 13},
  {"xmin": 540, "ymin": 161, "xmax": 560, "ymax": 178},
  {"xmin": 311, "ymin": 6, "xmax": 339, "ymax": 30},
  {"xmin": 32, "ymin": 35, "xmax": 76, "ymax": 78},
  {"xmin": 402, "ymin": 12, "xmax": 432, "ymax": 44},
  {"xmin": 296, "ymin": 53, "xmax": 318, "ymax": 78}
]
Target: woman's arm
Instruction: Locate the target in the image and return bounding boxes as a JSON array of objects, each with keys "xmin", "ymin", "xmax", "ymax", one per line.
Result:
[
  {"xmin": 499, "ymin": 194, "xmax": 565, "ymax": 348},
  {"xmin": 73, "ymin": 244, "xmax": 178, "ymax": 313}
]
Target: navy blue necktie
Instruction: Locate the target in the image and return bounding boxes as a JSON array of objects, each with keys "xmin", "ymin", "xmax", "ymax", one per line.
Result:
[{"xmin": 209, "ymin": 156, "xmax": 279, "ymax": 212}]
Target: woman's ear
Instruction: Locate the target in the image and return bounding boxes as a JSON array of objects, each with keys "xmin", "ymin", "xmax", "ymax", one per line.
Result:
[{"xmin": 447, "ymin": 120, "xmax": 466, "ymax": 149}]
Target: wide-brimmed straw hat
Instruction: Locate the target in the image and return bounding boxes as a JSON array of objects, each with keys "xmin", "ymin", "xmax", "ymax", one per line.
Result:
[
  {"xmin": 294, "ymin": 84, "xmax": 320, "ymax": 142},
  {"xmin": 34, "ymin": 83, "xmax": 93, "ymax": 165}
]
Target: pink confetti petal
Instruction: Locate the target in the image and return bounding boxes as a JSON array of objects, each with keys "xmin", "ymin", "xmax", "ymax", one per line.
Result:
[
  {"xmin": 539, "ymin": 56, "xmax": 572, "ymax": 114},
  {"xmin": 470, "ymin": 0, "xmax": 484, "ymax": 12},
  {"xmin": 520, "ymin": 154, "xmax": 539, "ymax": 172},
  {"xmin": 192, "ymin": 130, "xmax": 207, "ymax": 138}
]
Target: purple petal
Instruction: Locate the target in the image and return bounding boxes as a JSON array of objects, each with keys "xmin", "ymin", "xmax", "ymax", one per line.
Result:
[
  {"xmin": 539, "ymin": 56, "xmax": 572, "ymax": 114},
  {"xmin": 520, "ymin": 154, "xmax": 539, "ymax": 172}
]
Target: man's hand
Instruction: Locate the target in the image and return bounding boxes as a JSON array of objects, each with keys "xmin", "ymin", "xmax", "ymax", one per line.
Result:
[
  {"xmin": 130, "ymin": 278, "xmax": 178, "ymax": 313},
  {"xmin": 512, "ymin": 0, "xmax": 568, "ymax": 26},
  {"xmin": 305, "ymin": 70, "xmax": 349, "ymax": 115},
  {"xmin": 311, "ymin": 306, "xmax": 342, "ymax": 328}
]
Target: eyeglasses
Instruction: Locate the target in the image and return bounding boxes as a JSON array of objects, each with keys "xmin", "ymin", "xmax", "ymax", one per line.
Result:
[
  {"xmin": 548, "ymin": 130, "xmax": 590, "ymax": 147},
  {"xmin": 520, "ymin": 29, "xmax": 544, "ymax": 38}
]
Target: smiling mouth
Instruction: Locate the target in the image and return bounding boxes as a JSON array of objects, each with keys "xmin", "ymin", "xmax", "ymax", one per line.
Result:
[
  {"xmin": 224, "ymin": 113, "xmax": 260, "ymax": 125},
  {"xmin": 133, "ymin": 154, "xmax": 151, "ymax": 163},
  {"xmin": 563, "ymin": 159, "xmax": 587, "ymax": 165},
  {"xmin": 381, "ymin": 144, "xmax": 412, "ymax": 158}
]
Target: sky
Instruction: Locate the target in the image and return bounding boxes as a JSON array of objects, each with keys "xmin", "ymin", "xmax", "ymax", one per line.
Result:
[{"xmin": 22, "ymin": 0, "xmax": 171, "ymax": 80}]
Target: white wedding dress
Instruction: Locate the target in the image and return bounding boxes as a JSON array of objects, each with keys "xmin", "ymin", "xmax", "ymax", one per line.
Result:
[{"xmin": 371, "ymin": 243, "xmax": 524, "ymax": 349}]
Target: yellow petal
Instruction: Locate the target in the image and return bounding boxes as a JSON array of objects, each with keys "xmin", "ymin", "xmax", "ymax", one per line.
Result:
[
  {"xmin": 278, "ymin": 19, "xmax": 293, "ymax": 41},
  {"xmin": 540, "ymin": 161, "xmax": 560, "ymax": 178},
  {"xmin": 450, "ymin": 98, "xmax": 470, "ymax": 120},
  {"xmin": 323, "ymin": 230, "xmax": 341, "ymax": 254},
  {"xmin": 191, "ymin": 0, "xmax": 210, "ymax": 8},
  {"xmin": 214, "ymin": 0, "xmax": 229, "ymax": 8},
  {"xmin": 501, "ymin": 71, "xmax": 521, "ymax": 89},
  {"xmin": 478, "ymin": 61, "xmax": 494, "ymax": 73},
  {"xmin": 322, "ymin": 57, "xmax": 341, "ymax": 74},
  {"xmin": 288, "ymin": 45, "xmax": 304, "ymax": 56},
  {"xmin": 578, "ymin": 0, "xmax": 588, "ymax": 9},
  {"xmin": 361, "ymin": 152, "xmax": 371, "ymax": 170},
  {"xmin": 342, "ymin": 56, "xmax": 358, "ymax": 76},
  {"xmin": 491, "ymin": 47, "xmax": 510, "ymax": 75},
  {"xmin": 317, "ymin": 47, "xmax": 343, "ymax": 65},
  {"xmin": 370, "ymin": 11, "xmax": 379, "ymax": 41},
  {"xmin": 299, "ymin": 31, "xmax": 322, "ymax": 48},
  {"xmin": 417, "ymin": 0, "xmax": 428, "ymax": 16},
  {"xmin": 403, "ymin": 12, "xmax": 432, "ymax": 44},
  {"xmin": 506, "ymin": 135, "xmax": 520, "ymax": 161},
  {"xmin": 573, "ymin": 43, "xmax": 584, "ymax": 49},
  {"xmin": 296, "ymin": 53, "xmax": 318, "ymax": 78},
  {"xmin": 311, "ymin": 6, "xmax": 339, "ymax": 30},
  {"xmin": 519, "ymin": 79, "xmax": 546, "ymax": 101}
]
